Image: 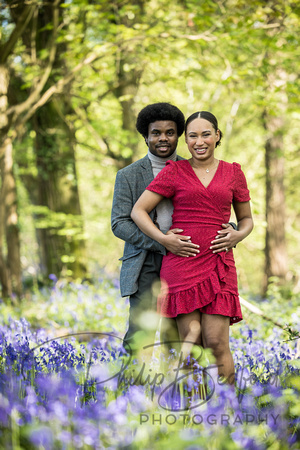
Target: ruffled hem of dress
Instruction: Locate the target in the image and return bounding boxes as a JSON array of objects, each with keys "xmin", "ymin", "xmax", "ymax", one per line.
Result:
[
  {"xmin": 199, "ymin": 292, "xmax": 242, "ymax": 325},
  {"xmin": 157, "ymin": 253, "xmax": 242, "ymax": 326}
]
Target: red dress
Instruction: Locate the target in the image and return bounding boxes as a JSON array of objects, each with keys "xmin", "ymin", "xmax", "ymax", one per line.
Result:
[{"xmin": 146, "ymin": 159, "xmax": 251, "ymax": 325}]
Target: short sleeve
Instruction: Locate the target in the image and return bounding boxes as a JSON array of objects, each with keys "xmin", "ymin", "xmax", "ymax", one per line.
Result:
[
  {"xmin": 146, "ymin": 160, "xmax": 178, "ymax": 198},
  {"xmin": 232, "ymin": 162, "xmax": 251, "ymax": 202}
]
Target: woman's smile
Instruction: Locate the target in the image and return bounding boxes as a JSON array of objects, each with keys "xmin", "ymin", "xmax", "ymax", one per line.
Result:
[{"xmin": 185, "ymin": 118, "xmax": 220, "ymax": 164}]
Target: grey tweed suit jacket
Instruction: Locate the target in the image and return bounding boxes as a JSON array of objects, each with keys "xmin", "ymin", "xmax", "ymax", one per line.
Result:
[{"xmin": 111, "ymin": 154, "xmax": 184, "ymax": 297}]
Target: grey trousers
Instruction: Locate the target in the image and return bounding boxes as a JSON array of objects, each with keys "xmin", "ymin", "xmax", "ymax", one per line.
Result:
[{"xmin": 123, "ymin": 251, "xmax": 180, "ymax": 356}]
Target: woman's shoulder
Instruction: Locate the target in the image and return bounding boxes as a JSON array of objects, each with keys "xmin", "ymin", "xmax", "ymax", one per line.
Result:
[
  {"xmin": 232, "ymin": 162, "xmax": 242, "ymax": 169},
  {"xmin": 165, "ymin": 159, "xmax": 189, "ymax": 170},
  {"xmin": 219, "ymin": 160, "xmax": 240, "ymax": 168},
  {"xmin": 232, "ymin": 162, "xmax": 247, "ymax": 177},
  {"xmin": 218, "ymin": 161, "xmax": 248, "ymax": 185},
  {"xmin": 166, "ymin": 159, "xmax": 189, "ymax": 169},
  {"xmin": 221, "ymin": 160, "xmax": 243, "ymax": 173},
  {"xmin": 166, "ymin": 159, "xmax": 188, "ymax": 165}
]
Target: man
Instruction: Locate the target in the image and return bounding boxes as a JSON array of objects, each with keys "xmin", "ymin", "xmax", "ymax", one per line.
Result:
[{"xmin": 111, "ymin": 102, "xmax": 235, "ymax": 357}]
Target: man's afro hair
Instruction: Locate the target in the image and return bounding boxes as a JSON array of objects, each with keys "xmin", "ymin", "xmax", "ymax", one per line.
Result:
[{"xmin": 136, "ymin": 102, "xmax": 185, "ymax": 137}]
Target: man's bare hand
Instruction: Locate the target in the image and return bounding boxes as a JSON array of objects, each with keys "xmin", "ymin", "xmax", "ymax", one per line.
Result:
[
  {"xmin": 164, "ymin": 228, "xmax": 200, "ymax": 257},
  {"xmin": 210, "ymin": 223, "xmax": 241, "ymax": 253}
]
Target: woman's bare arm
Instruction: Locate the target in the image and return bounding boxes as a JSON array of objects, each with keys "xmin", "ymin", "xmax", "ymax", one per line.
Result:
[
  {"xmin": 210, "ymin": 201, "xmax": 254, "ymax": 253},
  {"xmin": 131, "ymin": 190, "xmax": 200, "ymax": 257}
]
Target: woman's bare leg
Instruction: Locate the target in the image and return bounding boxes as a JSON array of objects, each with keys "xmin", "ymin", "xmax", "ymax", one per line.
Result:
[
  {"xmin": 174, "ymin": 310, "xmax": 208, "ymax": 405},
  {"xmin": 176, "ymin": 310, "xmax": 202, "ymax": 363},
  {"xmin": 201, "ymin": 314, "xmax": 235, "ymax": 384}
]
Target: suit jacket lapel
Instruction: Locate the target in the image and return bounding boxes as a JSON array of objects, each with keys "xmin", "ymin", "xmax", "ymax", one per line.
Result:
[
  {"xmin": 140, "ymin": 155, "xmax": 154, "ymax": 187},
  {"xmin": 140, "ymin": 153, "xmax": 184, "ymax": 188}
]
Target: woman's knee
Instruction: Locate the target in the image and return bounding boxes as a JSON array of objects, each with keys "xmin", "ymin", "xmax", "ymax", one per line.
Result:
[{"xmin": 204, "ymin": 336, "xmax": 229, "ymax": 356}]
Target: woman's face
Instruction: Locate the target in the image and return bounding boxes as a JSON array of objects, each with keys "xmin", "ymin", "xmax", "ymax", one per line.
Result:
[{"xmin": 185, "ymin": 118, "xmax": 220, "ymax": 162}]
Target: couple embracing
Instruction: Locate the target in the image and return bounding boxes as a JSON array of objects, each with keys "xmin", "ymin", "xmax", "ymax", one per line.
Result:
[{"xmin": 111, "ymin": 102, "xmax": 253, "ymax": 384}]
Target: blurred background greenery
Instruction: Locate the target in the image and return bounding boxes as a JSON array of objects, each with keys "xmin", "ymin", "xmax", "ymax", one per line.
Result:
[{"xmin": 0, "ymin": 0, "xmax": 299, "ymax": 300}]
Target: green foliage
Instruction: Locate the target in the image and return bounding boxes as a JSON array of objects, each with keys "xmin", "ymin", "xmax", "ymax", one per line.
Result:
[
  {"xmin": 29, "ymin": 205, "xmax": 85, "ymax": 238},
  {"xmin": 1, "ymin": 0, "xmax": 300, "ymax": 291},
  {"xmin": 0, "ymin": 274, "xmax": 127, "ymax": 334},
  {"xmin": 284, "ymin": 325, "xmax": 300, "ymax": 342}
]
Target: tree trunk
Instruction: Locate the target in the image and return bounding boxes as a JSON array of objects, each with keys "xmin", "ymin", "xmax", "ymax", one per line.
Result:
[
  {"xmin": 263, "ymin": 112, "xmax": 288, "ymax": 294},
  {"xmin": 3, "ymin": 137, "xmax": 22, "ymax": 297},
  {"xmin": 113, "ymin": 52, "xmax": 143, "ymax": 167},
  {"xmin": 0, "ymin": 64, "xmax": 21, "ymax": 299},
  {"xmin": 31, "ymin": 97, "xmax": 86, "ymax": 279},
  {"xmin": 12, "ymin": 0, "xmax": 87, "ymax": 280},
  {"xmin": 113, "ymin": 1, "xmax": 145, "ymax": 166},
  {"xmin": 0, "ymin": 154, "xmax": 12, "ymax": 298},
  {"xmin": 260, "ymin": 10, "xmax": 289, "ymax": 296}
]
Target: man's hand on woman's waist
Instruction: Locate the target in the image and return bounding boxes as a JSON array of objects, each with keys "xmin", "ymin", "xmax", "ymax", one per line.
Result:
[{"xmin": 165, "ymin": 228, "xmax": 200, "ymax": 257}]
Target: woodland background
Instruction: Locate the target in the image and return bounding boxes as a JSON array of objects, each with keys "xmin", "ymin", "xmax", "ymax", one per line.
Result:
[{"xmin": 0, "ymin": 0, "xmax": 300, "ymax": 301}]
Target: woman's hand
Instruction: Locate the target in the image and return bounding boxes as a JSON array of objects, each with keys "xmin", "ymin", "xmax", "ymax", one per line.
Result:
[{"xmin": 131, "ymin": 190, "xmax": 200, "ymax": 256}]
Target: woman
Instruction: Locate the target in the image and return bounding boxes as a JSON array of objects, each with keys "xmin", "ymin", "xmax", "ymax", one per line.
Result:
[{"xmin": 131, "ymin": 111, "xmax": 253, "ymax": 383}]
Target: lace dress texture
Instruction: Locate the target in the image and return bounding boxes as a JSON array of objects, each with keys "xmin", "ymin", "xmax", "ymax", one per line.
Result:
[{"xmin": 146, "ymin": 159, "xmax": 251, "ymax": 325}]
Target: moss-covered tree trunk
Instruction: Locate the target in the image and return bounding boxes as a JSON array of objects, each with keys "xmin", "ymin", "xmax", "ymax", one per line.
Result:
[{"xmin": 31, "ymin": 96, "xmax": 86, "ymax": 278}]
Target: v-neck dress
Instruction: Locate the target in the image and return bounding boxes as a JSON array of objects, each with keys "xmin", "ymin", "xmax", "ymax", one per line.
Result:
[{"xmin": 146, "ymin": 159, "xmax": 251, "ymax": 325}]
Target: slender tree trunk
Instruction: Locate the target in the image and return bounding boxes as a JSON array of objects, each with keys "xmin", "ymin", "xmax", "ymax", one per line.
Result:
[
  {"xmin": 116, "ymin": 81, "xmax": 141, "ymax": 167},
  {"xmin": 263, "ymin": 112, "xmax": 288, "ymax": 294},
  {"xmin": 0, "ymin": 156, "xmax": 12, "ymax": 298},
  {"xmin": 0, "ymin": 65, "xmax": 9, "ymax": 297},
  {"xmin": 3, "ymin": 137, "xmax": 22, "ymax": 297},
  {"xmin": 0, "ymin": 137, "xmax": 22, "ymax": 299},
  {"xmin": 261, "ymin": 10, "xmax": 289, "ymax": 295},
  {"xmin": 114, "ymin": 53, "xmax": 143, "ymax": 167},
  {"xmin": 0, "ymin": 64, "xmax": 21, "ymax": 299}
]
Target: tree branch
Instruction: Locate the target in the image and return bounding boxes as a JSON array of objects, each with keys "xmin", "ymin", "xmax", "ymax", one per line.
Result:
[
  {"xmin": 8, "ymin": 0, "xmax": 60, "ymax": 122},
  {"xmin": 75, "ymin": 140, "xmax": 124, "ymax": 168},
  {"xmin": 10, "ymin": 51, "xmax": 109, "ymax": 138},
  {"xmin": 73, "ymin": 105, "xmax": 109, "ymax": 154},
  {"xmin": 180, "ymin": 32, "xmax": 217, "ymax": 42},
  {"xmin": 8, "ymin": 34, "xmax": 148, "ymax": 140},
  {"xmin": 239, "ymin": 295, "xmax": 285, "ymax": 329},
  {"xmin": 0, "ymin": 2, "xmax": 37, "ymax": 63}
]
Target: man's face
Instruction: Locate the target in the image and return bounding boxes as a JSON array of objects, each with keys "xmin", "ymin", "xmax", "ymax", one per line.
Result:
[{"xmin": 145, "ymin": 120, "xmax": 178, "ymax": 158}]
